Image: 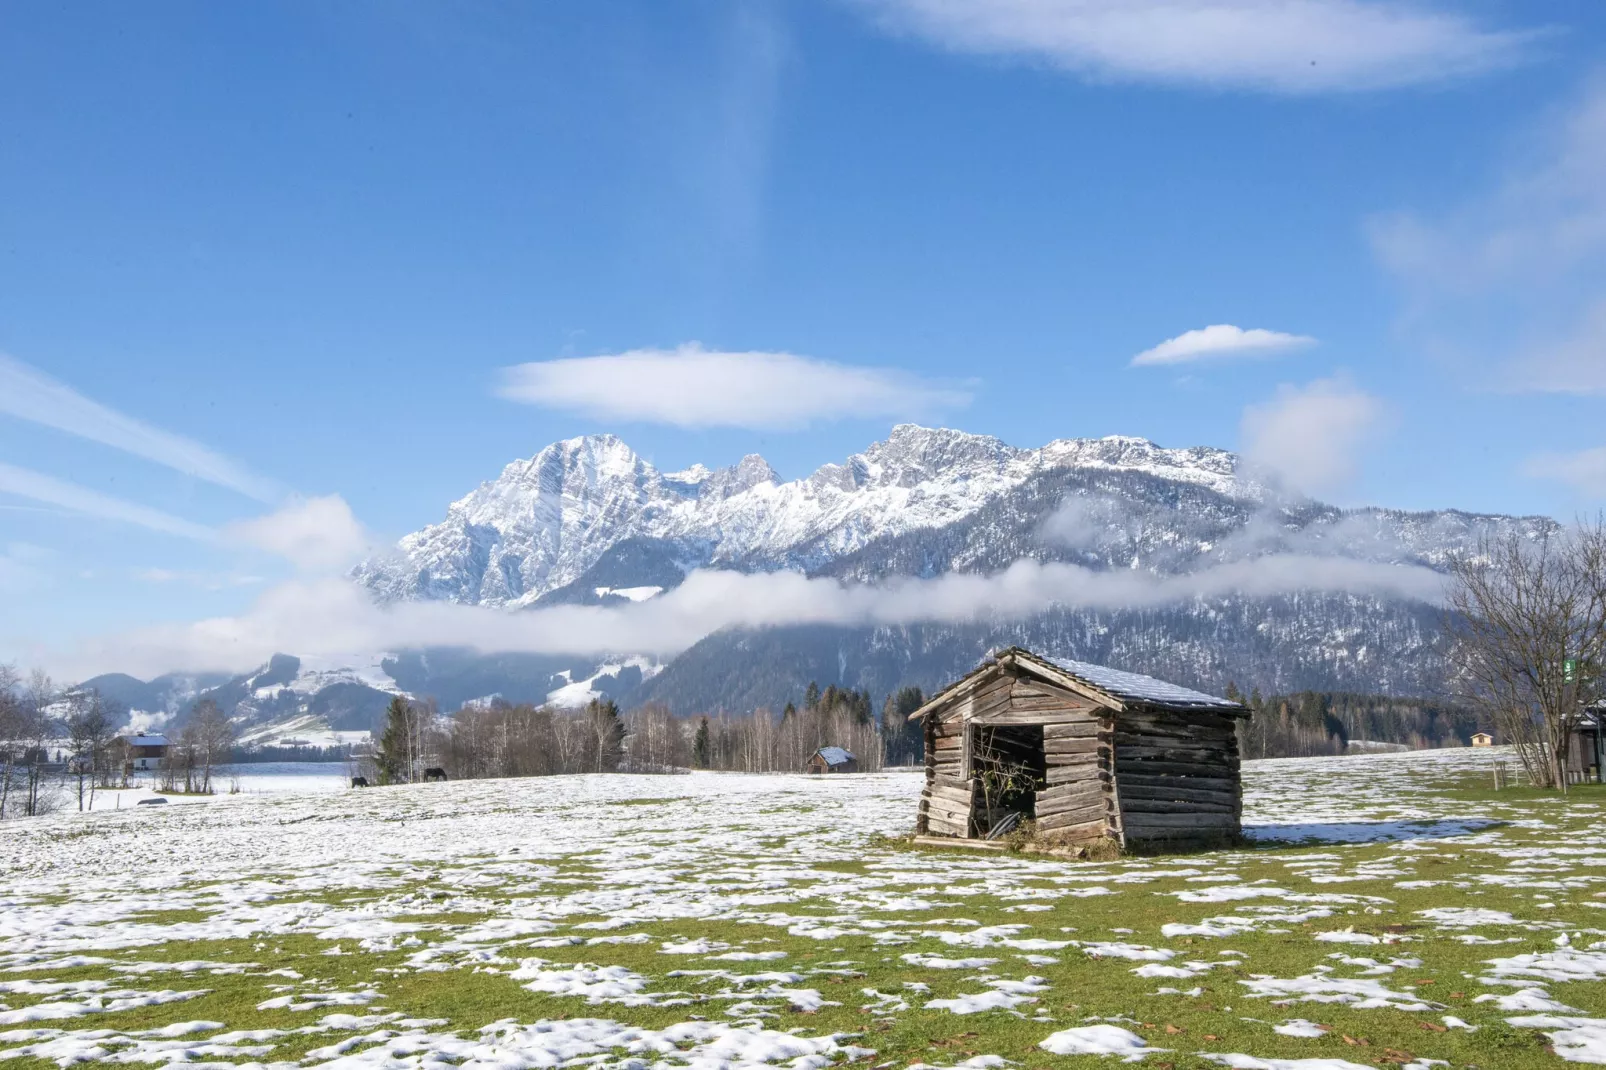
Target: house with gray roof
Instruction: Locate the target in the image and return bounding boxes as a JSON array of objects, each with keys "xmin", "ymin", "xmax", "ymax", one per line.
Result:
[
  {"xmin": 806, "ymin": 746, "xmax": 857, "ymax": 774},
  {"xmin": 909, "ymin": 647, "xmax": 1249, "ymax": 850}
]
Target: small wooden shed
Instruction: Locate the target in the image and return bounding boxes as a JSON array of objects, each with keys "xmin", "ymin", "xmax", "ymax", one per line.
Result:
[
  {"xmin": 1470, "ymin": 732, "xmax": 1494, "ymax": 747},
  {"xmin": 910, "ymin": 647, "xmax": 1250, "ymax": 848},
  {"xmin": 806, "ymin": 746, "xmax": 857, "ymax": 774}
]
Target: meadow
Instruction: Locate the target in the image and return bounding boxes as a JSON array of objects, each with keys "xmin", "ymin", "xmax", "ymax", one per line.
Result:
[{"xmin": 1, "ymin": 749, "xmax": 1603, "ymax": 1070}]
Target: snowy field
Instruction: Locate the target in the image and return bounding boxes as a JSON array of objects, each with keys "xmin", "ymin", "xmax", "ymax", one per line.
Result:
[
  {"xmin": 2, "ymin": 749, "xmax": 1604, "ymax": 1069},
  {"xmin": 75, "ymin": 763, "xmax": 351, "ymax": 812}
]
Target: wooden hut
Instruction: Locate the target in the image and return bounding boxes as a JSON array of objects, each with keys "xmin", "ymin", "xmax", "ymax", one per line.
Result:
[
  {"xmin": 806, "ymin": 746, "xmax": 858, "ymax": 774},
  {"xmin": 910, "ymin": 647, "xmax": 1250, "ymax": 849},
  {"xmin": 1470, "ymin": 732, "xmax": 1494, "ymax": 747}
]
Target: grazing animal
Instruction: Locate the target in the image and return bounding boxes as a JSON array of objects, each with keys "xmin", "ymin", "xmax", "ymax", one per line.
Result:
[
  {"xmin": 350, "ymin": 776, "xmax": 369, "ymax": 788},
  {"xmin": 423, "ymin": 767, "xmax": 448, "ymax": 782}
]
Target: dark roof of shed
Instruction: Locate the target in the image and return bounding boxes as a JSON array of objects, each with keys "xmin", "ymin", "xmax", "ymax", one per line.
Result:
[{"xmin": 909, "ymin": 647, "xmax": 1249, "ymax": 720}]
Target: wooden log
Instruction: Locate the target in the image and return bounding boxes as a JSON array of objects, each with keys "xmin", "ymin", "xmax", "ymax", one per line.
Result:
[
  {"xmin": 1042, "ymin": 721, "xmax": 1101, "ymax": 739},
  {"xmin": 1035, "ymin": 798, "xmax": 1106, "ymax": 824},
  {"xmin": 1035, "ymin": 813, "xmax": 1110, "ymax": 838},
  {"xmin": 1117, "ymin": 771, "xmax": 1236, "ymax": 791},
  {"xmin": 975, "ymin": 709, "xmax": 1095, "ymax": 726},
  {"xmin": 1116, "ymin": 783, "xmax": 1239, "ymax": 806},
  {"xmin": 1044, "ymin": 737, "xmax": 1100, "ymax": 756},
  {"xmin": 1115, "ymin": 743, "xmax": 1232, "ymax": 760},
  {"xmin": 1120, "ymin": 810, "xmax": 1238, "ymax": 829},
  {"xmin": 1036, "ymin": 787, "xmax": 1104, "ymax": 812},
  {"xmin": 926, "ymin": 813, "xmax": 968, "ymax": 838},
  {"xmin": 1114, "ymin": 760, "xmax": 1236, "ymax": 778},
  {"xmin": 1120, "ymin": 797, "xmax": 1237, "ymax": 815},
  {"xmin": 1044, "ymin": 763, "xmax": 1099, "ymax": 787},
  {"xmin": 927, "ymin": 783, "xmax": 971, "ymax": 803}
]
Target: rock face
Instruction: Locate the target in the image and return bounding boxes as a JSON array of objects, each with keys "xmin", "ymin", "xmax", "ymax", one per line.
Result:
[{"xmin": 353, "ymin": 425, "xmax": 1257, "ymax": 607}]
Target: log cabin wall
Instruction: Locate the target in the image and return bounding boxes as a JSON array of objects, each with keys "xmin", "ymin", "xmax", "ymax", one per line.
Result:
[
  {"xmin": 1112, "ymin": 706, "xmax": 1242, "ymax": 844},
  {"xmin": 1005, "ymin": 676, "xmax": 1110, "ymax": 844},
  {"xmin": 918, "ymin": 669, "xmax": 1117, "ymax": 845}
]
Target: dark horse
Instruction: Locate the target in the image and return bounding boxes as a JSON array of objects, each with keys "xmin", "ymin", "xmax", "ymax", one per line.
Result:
[
  {"xmin": 350, "ymin": 776, "xmax": 369, "ymax": 788},
  {"xmin": 423, "ymin": 767, "xmax": 448, "ymax": 782}
]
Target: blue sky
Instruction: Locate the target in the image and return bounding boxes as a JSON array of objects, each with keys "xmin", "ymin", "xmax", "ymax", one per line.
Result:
[{"xmin": 4, "ymin": 1, "xmax": 1606, "ymax": 672}]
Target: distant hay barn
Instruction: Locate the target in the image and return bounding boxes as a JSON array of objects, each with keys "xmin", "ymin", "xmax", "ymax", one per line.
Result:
[
  {"xmin": 806, "ymin": 746, "xmax": 857, "ymax": 774},
  {"xmin": 910, "ymin": 647, "xmax": 1249, "ymax": 849},
  {"xmin": 1470, "ymin": 732, "xmax": 1494, "ymax": 747}
]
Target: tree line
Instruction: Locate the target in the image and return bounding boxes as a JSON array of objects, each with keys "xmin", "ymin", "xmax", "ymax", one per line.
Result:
[
  {"xmin": 0, "ymin": 666, "xmax": 238, "ymax": 819},
  {"xmin": 365, "ymin": 682, "xmax": 933, "ymax": 783}
]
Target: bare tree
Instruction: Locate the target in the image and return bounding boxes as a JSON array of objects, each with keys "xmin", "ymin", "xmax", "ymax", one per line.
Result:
[
  {"xmin": 65, "ymin": 689, "xmax": 116, "ymax": 811},
  {"xmin": 188, "ymin": 698, "xmax": 235, "ymax": 794},
  {"xmin": 20, "ymin": 670, "xmax": 60, "ymax": 816},
  {"xmin": 0, "ymin": 664, "xmax": 20, "ymax": 819},
  {"xmin": 1446, "ymin": 523, "xmax": 1606, "ymax": 789}
]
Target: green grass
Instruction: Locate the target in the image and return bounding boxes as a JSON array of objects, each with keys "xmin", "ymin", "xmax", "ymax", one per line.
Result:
[{"xmin": 7, "ymin": 771, "xmax": 1606, "ymax": 1070}]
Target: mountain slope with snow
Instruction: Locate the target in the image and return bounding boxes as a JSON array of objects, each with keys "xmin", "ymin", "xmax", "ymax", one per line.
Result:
[{"xmin": 353, "ymin": 425, "xmax": 1259, "ymax": 607}]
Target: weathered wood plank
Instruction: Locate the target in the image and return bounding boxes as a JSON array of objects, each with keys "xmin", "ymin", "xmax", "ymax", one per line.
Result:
[
  {"xmin": 1035, "ymin": 812, "xmax": 1110, "ymax": 837},
  {"xmin": 975, "ymin": 709, "xmax": 1098, "ymax": 726},
  {"xmin": 1035, "ymin": 798, "xmax": 1106, "ymax": 824},
  {"xmin": 1044, "ymin": 737, "xmax": 1100, "ymax": 757},
  {"xmin": 1116, "ymin": 783, "xmax": 1239, "ymax": 806},
  {"xmin": 1117, "ymin": 772, "xmax": 1236, "ymax": 792},
  {"xmin": 1120, "ymin": 797, "xmax": 1237, "ymax": 815},
  {"xmin": 1114, "ymin": 760, "xmax": 1236, "ymax": 777},
  {"xmin": 1036, "ymin": 789, "xmax": 1103, "ymax": 813},
  {"xmin": 1121, "ymin": 810, "xmax": 1238, "ymax": 829},
  {"xmin": 926, "ymin": 813, "xmax": 968, "ymax": 838},
  {"xmin": 1043, "ymin": 721, "xmax": 1101, "ymax": 739}
]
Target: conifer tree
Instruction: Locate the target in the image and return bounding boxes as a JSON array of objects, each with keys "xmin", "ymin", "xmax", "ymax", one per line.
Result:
[
  {"xmin": 804, "ymin": 682, "xmax": 820, "ymax": 710},
  {"xmin": 376, "ymin": 695, "xmax": 415, "ymax": 784},
  {"xmin": 693, "ymin": 716, "xmax": 710, "ymax": 768}
]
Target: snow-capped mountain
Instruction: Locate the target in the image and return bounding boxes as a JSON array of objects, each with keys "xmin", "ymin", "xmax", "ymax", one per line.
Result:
[
  {"xmin": 343, "ymin": 424, "xmax": 1552, "ymax": 711},
  {"xmin": 354, "ymin": 425, "xmax": 1257, "ymax": 607},
  {"xmin": 355, "ymin": 424, "xmax": 1539, "ymax": 609}
]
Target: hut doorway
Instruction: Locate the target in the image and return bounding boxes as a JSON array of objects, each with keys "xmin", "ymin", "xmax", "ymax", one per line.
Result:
[{"xmin": 968, "ymin": 724, "xmax": 1046, "ymax": 838}]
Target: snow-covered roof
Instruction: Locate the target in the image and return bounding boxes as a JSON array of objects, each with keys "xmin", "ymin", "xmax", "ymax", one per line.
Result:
[
  {"xmin": 814, "ymin": 746, "xmax": 855, "ymax": 766},
  {"xmin": 909, "ymin": 647, "xmax": 1247, "ymax": 720},
  {"xmin": 1043, "ymin": 656, "xmax": 1244, "ymax": 711},
  {"xmin": 127, "ymin": 735, "xmax": 169, "ymax": 747}
]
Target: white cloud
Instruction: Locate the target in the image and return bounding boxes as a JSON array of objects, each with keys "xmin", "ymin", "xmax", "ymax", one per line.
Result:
[
  {"xmin": 497, "ymin": 343, "xmax": 973, "ymax": 430},
  {"xmin": 0, "ymin": 462, "xmax": 215, "ymax": 541},
  {"xmin": 223, "ymin": 495, "xmax": 375, "ymax": 573},
  {"xmin": 55, "ymin": 554, "xmax": 1443, "ymax": 679},
  {"xmin": 857, "ymin": 0, "xmax": 1537, "ymax": 94},
  {"xmin": 1239, "ymin": 377, "xmax": 1384, "ymax": 498},
  {"xmin": 1523, "ymin": 446, "xmax": 1606, "ymax": 499},
  {"xmin": 1130, "ymin": 324, "xmax": 1315, "ymax": 367},
  {"xmin": 0, "ymin": 353, "xmax": 281, "ymax": 502},
  {"xmin": 1370, "ymin": 80, "xmax": 1606, "ymax": 393}
]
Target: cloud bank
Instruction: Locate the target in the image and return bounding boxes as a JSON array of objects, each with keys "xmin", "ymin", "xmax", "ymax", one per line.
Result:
[
  {"xmin": 0, "ymin": 462, "xmax": 215, "ymax": 541},
  {"xmin": 497, "ymin": 343, "xmax": 972, "ymax": 430},
  {"xmin": 1523, "ymin": 446, "xmax": 1606, "ymax": 500},
  {"xmin": 857, "ymin": 0, "xmax": 1537, "ymax": 94},
  {"xmin": 223, "ymin": 495, "xmax": 375, "ymax": 573},
  {"xmin": 1239, "ymin": 377, "xmax": 1384, "ymax": 498},
  {"xmin": 1130, "ymin": 324, "xmax": 1315, "ymax": 367},
  {"xmin": 57, "ymin": 555, "xmax": 1445, "ymax": 680},
  {"xmin": 0, "ymin": 354, "xmax": 281, "ymax": 502}
]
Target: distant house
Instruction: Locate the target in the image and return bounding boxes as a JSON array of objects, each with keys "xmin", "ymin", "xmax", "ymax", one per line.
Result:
[
  {"xmin": 1471, "ymin": 732, "xmax": 1494, "ymax": 747},
  {"xmin": 911, "ymin": 647, "xmax": 1249, "ymax": 849},
  {"xmin": 127, "ymin": 735, "xmax": 170, "ymax": 771},
  {"xmin": 1565, "ymin": 709, "xmax": 1603, "ymax": 784},
  {"xmin": 806, "ymin": 746, "xmax": 857, "ymax": 774}
]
